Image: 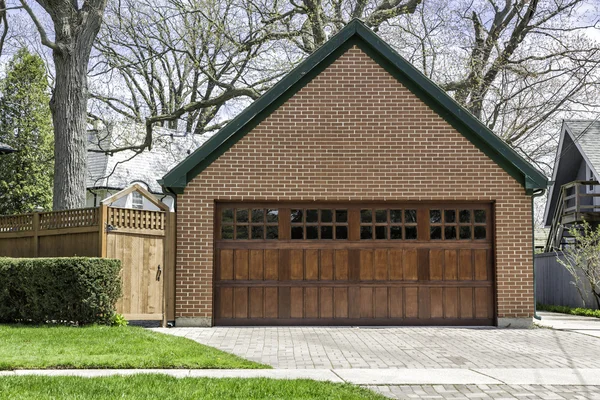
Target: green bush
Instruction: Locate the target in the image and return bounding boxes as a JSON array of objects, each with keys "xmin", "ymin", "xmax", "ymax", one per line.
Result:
[
  {"xmin": 537, "ymin": 303, "xmax": 600, "ymax": 318},
  {"xmin": 0, "ymin": 257, "xmax": 122, "ymax": 325}
]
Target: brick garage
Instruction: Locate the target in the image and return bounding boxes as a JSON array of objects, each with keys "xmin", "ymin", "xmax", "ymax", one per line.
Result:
[{"xmin": 161, "ymin": 20, "xmax": 547, "ymax": 328}]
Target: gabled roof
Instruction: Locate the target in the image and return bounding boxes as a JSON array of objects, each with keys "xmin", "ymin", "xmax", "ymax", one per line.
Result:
[
  {"xmin": 88, "ymin": 122, "xmax": 210, "ymax": 193},
  {"xmin": 563, "ymin": 120, "xmax": 600, "ymax": 176},
  {"xmin": 543, "ymin": 119, "xmax": 600, "ymax": 226},
  {"xmin": 160, "ymin": 19, "xmax": 548, "ymax": 194},
  {"xmin": 0, "ymin": 142, "xmax": 15, "ymax": 155}
]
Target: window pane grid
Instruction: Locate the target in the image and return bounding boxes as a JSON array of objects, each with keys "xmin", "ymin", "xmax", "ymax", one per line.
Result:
[
  {"xmin": 429, "ymin": 208, "xmax": 487, "ymax": 241},
  {"xmin": 221, "ymin": 208, "xmax": 278, "ymax": 240},
  {"xmin": 291, "ymin": 209, "xmax": 347, "ymax": 240},
  {"xmin": 360, "ymin": 208, "xmax": 417, "ymax": 240}
]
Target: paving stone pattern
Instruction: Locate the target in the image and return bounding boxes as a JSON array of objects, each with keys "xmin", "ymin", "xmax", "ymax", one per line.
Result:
[
  {"xmin": 367, "ymin": 384, "xmax": 600, "ymax": 399},
  {"xmin": 154, "ymin": 326, "xmax": 600, "ymax": 369}
]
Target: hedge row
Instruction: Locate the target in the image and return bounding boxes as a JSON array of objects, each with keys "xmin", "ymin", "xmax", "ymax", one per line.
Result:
[{"xmin": 0, "ymin": 257, "xmax": 122, "ymax": 325}]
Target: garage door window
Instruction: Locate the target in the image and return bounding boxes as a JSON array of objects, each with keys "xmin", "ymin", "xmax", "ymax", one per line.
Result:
[
  {"xmin": 220, "ymin": 208, "xmax": 278, "ymax": 240},
  {"xmin": 429, "ymin": 208, "xmax": 487, "ymax": 240},
  {"xmin": 291, "ymin": 209, "xmax": 348, "ymax": 240},
  {"xmin": 360, "ymin": 208, "xmax": 417, "ymax": 240}
]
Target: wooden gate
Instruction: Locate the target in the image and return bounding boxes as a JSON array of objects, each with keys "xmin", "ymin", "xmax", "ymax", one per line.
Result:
[
  {"xmin": 0, "ymin": 184, "xmax": 176, "ymax": 325},
  {"xmin": 104, "ymin": 207, "xmax": 167, "ymax": 321}
]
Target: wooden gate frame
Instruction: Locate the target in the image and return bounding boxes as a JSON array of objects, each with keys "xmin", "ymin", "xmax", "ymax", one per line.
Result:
[{"xmin": 100, "ymin": 184, "xmax": 176, "ymax": 327}]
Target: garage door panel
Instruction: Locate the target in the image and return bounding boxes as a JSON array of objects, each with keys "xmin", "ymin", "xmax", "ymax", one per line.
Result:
[
  {"xmin": 305, "ymin": 249, "xmax": 319, "ymax": 280},
  {"xmin": 334, "ymin": 287, "xmax": 349, "ymax": 318},
  {"xmin": 320, "ymin": 287, "xmax": 333, "ymax": 318},
  {"xmin": 249, "ymin": 250, "xmax": 264, "ymax": 280},
  {"xmin": 375, "ymin": 249, "xmax": 388, "ymax": 280},
  {"xmin": 360, "ymin": 287, "xmax": 374, "ymax": 318},
  {"xmin": 429, "ymin": 249, "xmax": 444, "ymax": 280},
  {"xmin": 375, "ymin": 287, "xmax": 388, "ymax": 318},
  {"xmin": 320, "ymin": 250, "xmax": 334, "ymax": 280},
  {"xmin": 290, "ymin": 287, "xmax": 303, "ymax": 318},
  {"xmin": 219, "ymin": 250, "xmax": 234, "ymax": 280},
  {"xmin": 444, "ymin": 250, "xmax": 458, "ymax": 280},
  {"xmin": 360, "ymin": 250, "xmax": 374, "ymax": 280},
  {"xmin": 249, "ymin": 287, "xmax": 264, "ymax": 318},
  {"xmin": 444, "ymin": 287, "xmax": 458, "ymax": 318},
  {"xmin": 475, "ymin": 287, "xmax": 491, "ymax": 319},
  {"xmin": 278, "ymin": 287, "xmax": 291, "ymax": 318},
  {"xmin": 403, "ymin": 249, "xmax": 418, "ymax": 280},
  {"xmin": 405, "ymin": 287, "xmax": 419, "ymax": 318},
  {"xmin": 290, "ymin": 249, "xmax": 304, "ymax": 280},
  {"xmin": 305, "ymin": 287, "xmax": 319, "ymax": 318},
  {"xmin": 218, "ymin": 287, "xmax": 234, "ymax": 318},
  {"xmin": 235, "ymin": 250, "xmax": 249, "ymax": 280},
  {"xmin": 474, "ymin": 249, "xmax": 488, "ymax": 281},
  {"xmin": 389, "ymin": 287, "xmax": 403, "ymax": 317},
  {"xmin": 390, "ymin": 250, "xmax": 403, "ymax": 280},
  {"xmin": 215, "ymin": 203, "xmax": 495, "ymax": 326},
  {"xmin": 265, "ymin": 287, "xmax": 278, "ymax": 318},
  {"xmin": 430, "ymin": 287, "xmax": 444, "ymax": 318},
  {"xmin": 459, "ymin": 287, "xmax": 473, "ymax": 318},
  {"xmin": 459, "ymin": 249, "xmax": 473, "ymax": 280},
  {"xmin": 335, "ymin": 250, "xmax": 349, "ymax": 280},
  {"xmin": 234, "ymin": 287, "xmax": 248, "ymax": 318},
  {"xmin": 265, "ymin": 250, "xmax": 279, "ymax": 280}
]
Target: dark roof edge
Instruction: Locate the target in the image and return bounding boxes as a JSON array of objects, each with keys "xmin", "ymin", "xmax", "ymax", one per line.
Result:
[{"xmin": 161, "ymin": 19, "xmax": 547, "ymax": 194}]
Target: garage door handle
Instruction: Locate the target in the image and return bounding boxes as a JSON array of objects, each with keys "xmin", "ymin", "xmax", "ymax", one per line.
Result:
[{"xmin": 156, "ymin": 265, "xmax": 162, "ymax": 281}]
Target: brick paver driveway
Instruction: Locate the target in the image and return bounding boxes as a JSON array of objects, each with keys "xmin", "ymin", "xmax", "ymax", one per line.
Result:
[
  {"xmin": 368, "ymin": 384, "xmax": 600, "ymax": 399},
  {"xmin": 154, "ymin": 326, "xmax": 600, "ymax": 369}
]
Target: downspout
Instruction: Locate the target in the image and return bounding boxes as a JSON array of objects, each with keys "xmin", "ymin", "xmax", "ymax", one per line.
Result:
[{"xmin": 532, "ymin": 188, "xmax": 546, "ymax": 320}]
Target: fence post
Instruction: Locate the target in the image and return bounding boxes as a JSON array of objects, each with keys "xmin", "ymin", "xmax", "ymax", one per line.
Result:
[
  {"xmin": 32, "ymin": 212, "xmax": 40, "ymax": 257},
  {"xmin": 98, "ymin": 204, "xmax": 108, "ymax": 258}
]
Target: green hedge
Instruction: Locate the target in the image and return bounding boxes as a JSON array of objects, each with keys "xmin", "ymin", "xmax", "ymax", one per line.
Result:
[
  {"xmin": 537, "ymin": 303, "xmax": 600, "ymax": 318},
  {"xmin": 0, "ymin": 257, "xmax": 122, "ymax": 325}
]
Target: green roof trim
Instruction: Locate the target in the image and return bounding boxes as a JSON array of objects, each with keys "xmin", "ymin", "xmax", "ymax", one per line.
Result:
[{"xmin": 160, "ymin": 19, "xmax": 548, "ymax": 194}]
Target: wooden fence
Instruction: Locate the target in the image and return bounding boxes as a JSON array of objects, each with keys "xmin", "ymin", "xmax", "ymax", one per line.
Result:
[
  {"xmin": 535, "ymin": 252, "xmax": 598, "ymax": 310},
  {"xmin": 0, "ymin": 205, "xmax": 175, "ymax": 324}
]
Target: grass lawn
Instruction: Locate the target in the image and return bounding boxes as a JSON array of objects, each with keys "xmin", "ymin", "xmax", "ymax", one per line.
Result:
[
  {"xmin": 0, "ymin": 325, "xmax": 267, "ymax": 370},
  {"xmin": 0, "ymin": 375, "xmax": 384, "ymax": 400}
]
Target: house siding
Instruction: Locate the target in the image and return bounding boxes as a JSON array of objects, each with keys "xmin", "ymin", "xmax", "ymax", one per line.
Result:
[{"xmin": 175, "ymin": 46, "xmax": 533, "ymax": 325}]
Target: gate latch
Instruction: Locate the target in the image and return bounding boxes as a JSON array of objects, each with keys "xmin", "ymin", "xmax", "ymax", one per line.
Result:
[{"xmin": 156, "ymin": 265, "xmax": 162, "ymax": 281}]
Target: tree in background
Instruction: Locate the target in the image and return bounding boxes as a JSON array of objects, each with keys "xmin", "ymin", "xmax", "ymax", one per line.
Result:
[
  {"xmin": 0, "ymin": 48, "xmax": 53, "ymax": 215},
  {"xmin": 558, "ymin": 220, "xmax": 600, "ymax": 309}
]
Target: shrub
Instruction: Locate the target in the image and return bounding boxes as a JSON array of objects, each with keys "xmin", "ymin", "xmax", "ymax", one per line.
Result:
[
  {"xmin": 537, "ymin": 303, "xmax": 600, "ymax": 318},
  {"xmin": 0, "ymin": 257, "xmax": 122, "ymax": 325}
]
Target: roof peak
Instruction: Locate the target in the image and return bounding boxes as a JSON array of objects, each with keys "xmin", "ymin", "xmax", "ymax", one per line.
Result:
[{"xmin": 161, "ymin": 19, "xmax": 547, "ymax": 193}]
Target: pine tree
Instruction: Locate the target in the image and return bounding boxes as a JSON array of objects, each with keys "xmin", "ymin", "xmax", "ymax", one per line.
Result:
[{"xmin": 0, "ymin": 48, "xmax": 54, "ymax": 215}]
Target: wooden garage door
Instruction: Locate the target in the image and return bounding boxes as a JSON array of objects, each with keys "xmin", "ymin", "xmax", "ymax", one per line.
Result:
[{"xmin": 214, "ymin": 203, "xmax": 495, "ymax": 326}]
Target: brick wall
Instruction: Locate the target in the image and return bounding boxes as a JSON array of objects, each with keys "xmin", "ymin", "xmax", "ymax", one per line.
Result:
[{"xmin": 176, "ymin": 46, "xmax": 533, "ymax": 322}]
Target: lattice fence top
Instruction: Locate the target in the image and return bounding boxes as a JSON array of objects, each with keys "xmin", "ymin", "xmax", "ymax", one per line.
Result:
[
  {"xmin": 0, "ymin": 214, "xmax": 33, "ymax": 232},
  {"xmin": 39, "ymin": 208, "xmax": 100, "ymax": 230},
  {"xmin": 107, "ymin": 207, "xmax": 166, "ymax": 230}
]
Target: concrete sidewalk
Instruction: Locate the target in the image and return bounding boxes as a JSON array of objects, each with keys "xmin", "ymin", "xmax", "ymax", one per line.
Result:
[
  {"xmin": 3, "ymin": 368, "xmax": 600, "ymax": 386},
  {"xmin": 535, "ymin": 311, "xmax": 600, "ymax": 338}
]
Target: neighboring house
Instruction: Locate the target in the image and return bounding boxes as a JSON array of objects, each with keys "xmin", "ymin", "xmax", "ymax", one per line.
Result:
[
  {"xmin": 0, "ymin": 142, "xmax": 15, "ymax": 155},
  {"xmin": 160, "ymin": 19, "xmax": 547, "ymax": 328},
  {"xmin": 543, "ymin": 120, "xmax": 600, "ymax": 251},
  {"xmin": 87, "ymin": 122, "xmax": 209, "ymax": 211}
]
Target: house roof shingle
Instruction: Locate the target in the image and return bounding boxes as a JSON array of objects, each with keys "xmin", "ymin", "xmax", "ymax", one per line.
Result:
[
  {"xmin": 563, "ymin": 119, "xmax": 600, "ymax": 175},
  {"xmin": 87, "ymin": 123, "xmax": 210, "ymax": 194}
]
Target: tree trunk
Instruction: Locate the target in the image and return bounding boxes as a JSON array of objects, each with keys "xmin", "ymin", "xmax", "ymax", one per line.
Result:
[{"xmin": 51, "ymin": 48, "xmax": 89, "ymax": 210}]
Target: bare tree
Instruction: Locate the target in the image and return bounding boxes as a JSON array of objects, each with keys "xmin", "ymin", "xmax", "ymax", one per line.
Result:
[
  {"xmin": 384, "ymin": 0, "xmax": 600, "ymax": 173},
  {"xmin": 557, "ymin": 220, "xmax": 600, "ymax": 309},
  {"xmin": 20, "ymin": 0, "xmax": 108, "ymax": 210},
  {"xmin": 89, "ymin": 0, "xmax": 422, "ymax": 154}
]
